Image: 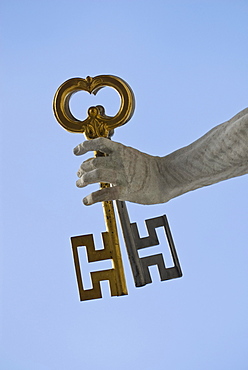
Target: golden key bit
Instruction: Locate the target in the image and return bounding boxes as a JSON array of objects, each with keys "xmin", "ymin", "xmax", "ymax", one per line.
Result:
[{"xmin": 53, "ymin": 75, "xmax": 135, "ymax": 300}]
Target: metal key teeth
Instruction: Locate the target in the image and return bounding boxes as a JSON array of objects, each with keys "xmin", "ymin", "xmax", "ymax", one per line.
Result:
[
  {"xmin": 71, "ymin": 232, "xmax": 127, "ymax": 301},
  {"xmin": 130, "ymin": 215, "xmax": 183, "ymax": 286}
]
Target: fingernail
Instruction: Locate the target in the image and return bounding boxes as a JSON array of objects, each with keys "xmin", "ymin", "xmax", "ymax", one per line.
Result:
[{"xmin": 76, "ymin": 179, "xmax": 83, "ymax": 187}]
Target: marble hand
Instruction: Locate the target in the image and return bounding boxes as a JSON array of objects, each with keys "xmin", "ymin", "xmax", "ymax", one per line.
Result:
[
  {"xmin": 74, "ymin": 108, "xmax": 248, "ymax": 206},
  {"xmin": 74, "ymin": 137, "xmax": 166, "ymax": 206}
]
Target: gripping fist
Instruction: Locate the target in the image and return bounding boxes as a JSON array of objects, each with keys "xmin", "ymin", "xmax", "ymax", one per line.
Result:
[{"xmin": 74, "ymin": 137, "xmax": 166, "ymax": 206}]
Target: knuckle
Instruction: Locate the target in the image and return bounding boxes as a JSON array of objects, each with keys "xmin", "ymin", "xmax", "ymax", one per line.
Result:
[
  {"xmin": 82, "ymin": 139, "xmax": 92, "ymax": 152},
  {"xmin": 94, "ymin": 137, "xmax": 105, "ymax": 147},
  {"xmin": 97, "ymin": 137, "xmax": 106, "ymax": 144},
  {"xmin": 84, "ymin": 139, "xmax": 91, "ymax": 145},
  {"xmin": 97, "ymin": 137, "xmax": 110, "ymax": 151},
  {"xmin": 91, "ymin": 158, "xmax": 98, "ymax": 169}
]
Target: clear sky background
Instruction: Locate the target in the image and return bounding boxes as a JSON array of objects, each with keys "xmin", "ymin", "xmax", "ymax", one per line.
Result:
[{"xmin": 1, "ymin": 1, "xmax": 248, "ymax": 369}]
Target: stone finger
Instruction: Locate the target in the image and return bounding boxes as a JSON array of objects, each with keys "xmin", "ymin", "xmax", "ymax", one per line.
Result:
[
  {"xmin": 80, "ymin": 156, "xmax": 119, "ymax": 173},
  {"xmin": 73, "ymin": 137, "xmax": 120, "ymax": 156},
  {"xmin": 83, "ymin": 186, "xmax": 120, "ymax": 205},
  {"xmin": 76, "ymin": 169, "xmax": 120, "ymax": 188}
]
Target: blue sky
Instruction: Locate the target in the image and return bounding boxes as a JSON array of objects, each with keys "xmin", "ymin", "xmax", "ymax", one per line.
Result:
[{"xmin": 1, "ymin": 1, "xmax": 248, "ymax": 369}]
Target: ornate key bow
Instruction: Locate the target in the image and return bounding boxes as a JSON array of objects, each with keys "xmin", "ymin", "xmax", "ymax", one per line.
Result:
[
  {"xmin": 53, "ymin": 75, "xmax": 182, "ymax": 301},
  {"xmin": 53, "ymin": 75, "xmax": 135, "ymax": 138}
]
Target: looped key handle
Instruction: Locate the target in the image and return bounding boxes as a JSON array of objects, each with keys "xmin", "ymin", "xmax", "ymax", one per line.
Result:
[{"xmin": 53, "ymin": 75, "xmax": 135, "ymax": 139}]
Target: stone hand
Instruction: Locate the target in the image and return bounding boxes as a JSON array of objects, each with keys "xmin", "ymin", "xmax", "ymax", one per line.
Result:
[
  {"xmin": 74, "ymin": 108, "xmax": 248, "ymax": 206},
  {"xmin": 74, "ymin": 137, "xmax": 166, "ymax": 206}
]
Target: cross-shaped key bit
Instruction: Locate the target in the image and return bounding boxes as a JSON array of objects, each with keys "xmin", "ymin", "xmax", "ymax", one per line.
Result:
[{"xmin": 53, "ymin": 75, "xmax": 135, "ymax": 300}]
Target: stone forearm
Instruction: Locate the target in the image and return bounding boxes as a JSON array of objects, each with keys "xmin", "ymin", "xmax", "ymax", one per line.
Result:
[{"xmin": 159, "ymin": 108, "xmax": 248, "ymax": 202}]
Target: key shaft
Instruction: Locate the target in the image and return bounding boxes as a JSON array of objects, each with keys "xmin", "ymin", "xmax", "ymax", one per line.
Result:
[{"xmin": 53, "ymin": 75, "xmax": 135, "ymax": 299}]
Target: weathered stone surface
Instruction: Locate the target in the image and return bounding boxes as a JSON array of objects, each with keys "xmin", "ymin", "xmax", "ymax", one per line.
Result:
[{"xmin": 74, "ymin": 108, "xmax": 248, "ymax": 205}]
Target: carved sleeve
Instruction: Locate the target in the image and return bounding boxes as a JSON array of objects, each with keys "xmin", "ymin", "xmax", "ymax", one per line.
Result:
[{"xmin": 160, "ymin": 108, "xmax": 248, "ymax": 201}]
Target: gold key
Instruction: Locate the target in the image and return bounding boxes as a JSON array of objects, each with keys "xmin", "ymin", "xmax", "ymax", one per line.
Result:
[{"xmin": 53, "ymin": 75, "xmax": 135, "ymax": 300}]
